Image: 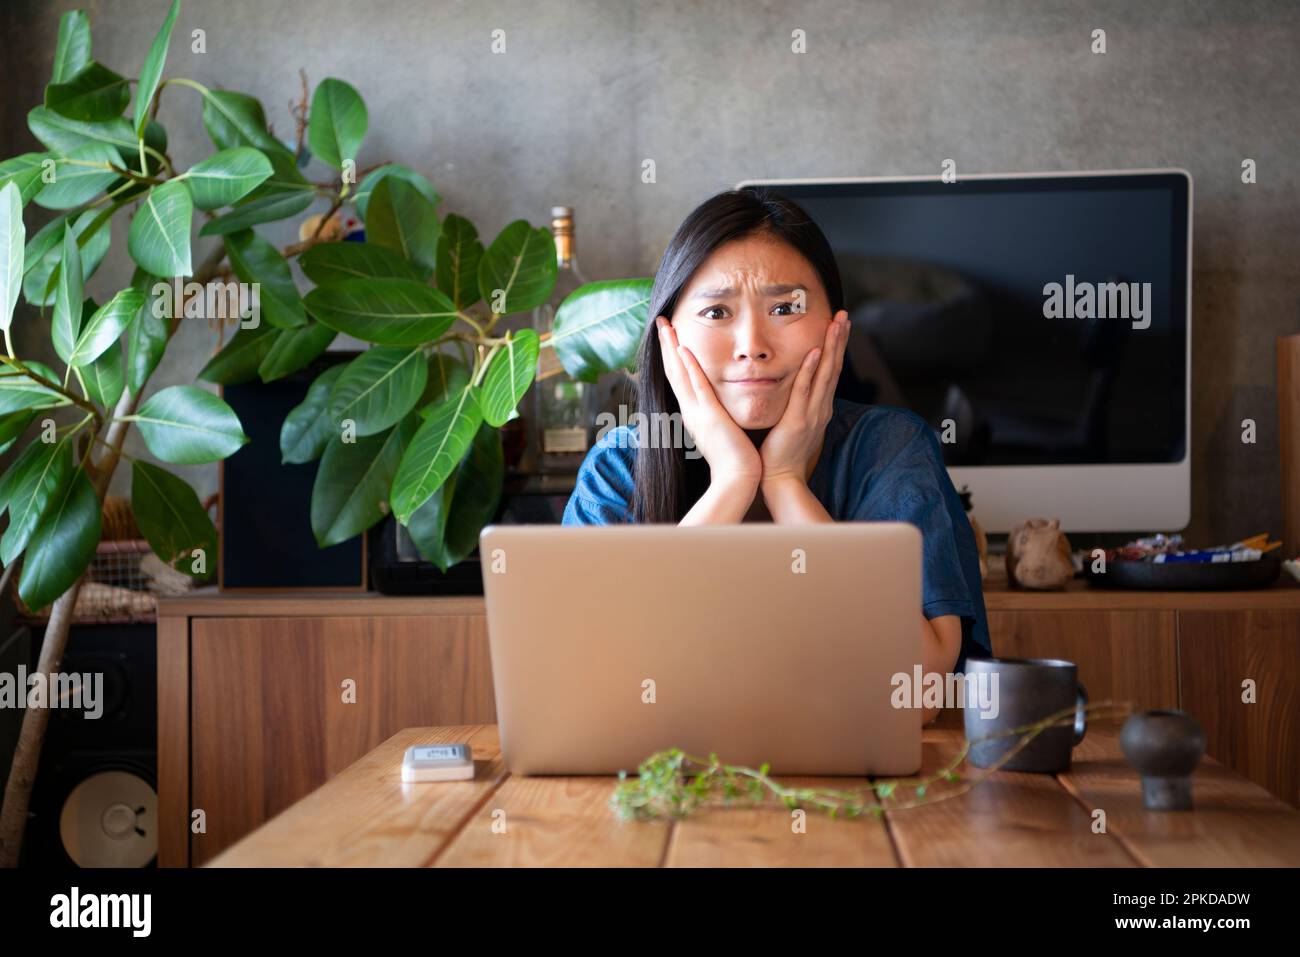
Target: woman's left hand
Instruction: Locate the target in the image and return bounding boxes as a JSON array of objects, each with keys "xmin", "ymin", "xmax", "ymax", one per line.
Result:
[{"xmin": 759, "ymin": 309, "xmax": 850, "ymax": 485}]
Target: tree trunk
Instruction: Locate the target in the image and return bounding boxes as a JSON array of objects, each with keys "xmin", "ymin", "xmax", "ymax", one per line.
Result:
[
  {"xmin": 0, "ymin": 385, "xmax": 139, "ymax": 867},
  {"xmin": 0, "ymin": 577, "xmax": 84, "ymax": 867}
]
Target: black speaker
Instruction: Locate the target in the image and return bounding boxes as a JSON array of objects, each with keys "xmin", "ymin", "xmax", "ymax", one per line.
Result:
[
  {"xmin": 21, "ymin": 623, "xmax": 157, "ymax": 869},
  {"xmin": 220, "ymin": 351, "xmax": 367, "ymax": 589}
]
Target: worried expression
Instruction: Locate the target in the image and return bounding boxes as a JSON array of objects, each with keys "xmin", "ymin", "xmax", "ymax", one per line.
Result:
[{"xmin": 668, "ymin": 233, "xmax": 835, "ymax": 430}]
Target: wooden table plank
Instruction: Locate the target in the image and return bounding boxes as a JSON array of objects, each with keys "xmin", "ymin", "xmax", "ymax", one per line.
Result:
[
  {"xmin": 664, "ymin": 776, "xmax": 896, "ymax": 867},
  {"xmin": 206, "ymin": 725, "xmax": 506, "ymax": 867},
  {"xmin": 1058, "ymin": 725, "xmax": 1300, "ymax": 867},
  {"xmin": 881, "ymin": 726, "xmax": 1139, "ymax": 867},
  {"xmin": 208, "ymin": 722, "xmax": 1300, "ymax": 867},
  {"xmin": 432, "ymin": 773, "xmax": 672, "ymax": 867}
]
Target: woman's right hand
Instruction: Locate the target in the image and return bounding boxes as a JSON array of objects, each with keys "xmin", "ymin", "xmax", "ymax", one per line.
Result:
[{"xmin": 656, "ymin": 316, "xmax": 763, "ymax": 486}]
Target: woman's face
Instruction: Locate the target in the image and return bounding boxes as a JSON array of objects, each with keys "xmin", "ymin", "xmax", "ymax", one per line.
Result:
[{"xmin": 668, "ymin": 233, "xmax": 836, "ymax": 430}]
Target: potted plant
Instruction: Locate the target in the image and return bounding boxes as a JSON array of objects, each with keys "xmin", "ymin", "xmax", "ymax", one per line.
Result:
[{"xmin": 0, "ymin": 1, "xmax": 646, "ymax": 866}]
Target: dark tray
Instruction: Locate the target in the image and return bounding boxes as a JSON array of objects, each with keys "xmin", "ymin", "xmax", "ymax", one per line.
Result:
[{"xmin": 1083, "ymin": 555, "xmax": 1283, "ymax": 590}]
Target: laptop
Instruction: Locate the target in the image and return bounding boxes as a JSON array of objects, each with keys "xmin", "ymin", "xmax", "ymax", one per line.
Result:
[{"xmin": 478, "ymin": 522, "xmax": 924, "ymax": 776}]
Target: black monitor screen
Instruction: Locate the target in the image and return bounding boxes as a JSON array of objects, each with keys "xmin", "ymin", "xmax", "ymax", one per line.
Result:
[{"xmin": 755, "ymin": 174, "xmax": 1189, "ymax": 466}]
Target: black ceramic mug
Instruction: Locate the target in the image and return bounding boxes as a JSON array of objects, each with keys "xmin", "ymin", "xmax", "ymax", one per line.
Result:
[{"xmin": 962, "ymin": 657, "xmax": 1088, "ymax": 773}]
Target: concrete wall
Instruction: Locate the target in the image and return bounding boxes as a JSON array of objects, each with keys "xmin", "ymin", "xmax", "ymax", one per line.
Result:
[{"xmin": 3, "ymin": 0, "xmax": 1297, "ymax": 544}]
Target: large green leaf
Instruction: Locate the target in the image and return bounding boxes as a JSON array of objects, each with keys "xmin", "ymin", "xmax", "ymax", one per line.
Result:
[
  {"xmin": 18, "ymin": 468, "xmax": 101, "ymax": 612},
  {"xmin": 51, "ymin": 225, "xmax": 83, "ymax": 364},
  {"xmin": 307, "ymin": 78, "xmax": 367, "ymax": 170},
  {"xmin": 83, "ymin": 338, "xmax": 125, "ymax": 408},
  {"xmin": 128, "ymin": 180, "xmax": 193, "ymax": 277},
  {"xmin": 196, "ymin": 323, "xmax": 276, "ymax": 385},
  {"xmin": 280, "ymin": 364, "xmax": 345, "ymax": 464},
  {"xmin": 22, "ymin": 214, "xmax": 69, "ymax": 282},
  {"xmin": 0, "ymin": 154, "xmax": 48, "ymax": 206},
  {"xmin": 133, "ymin": 0, "xmax": 180, "ymax": 135},
  {"xmin": 0, "ymin": 360, "xmax": 68, "ymax": 416},
  {"xmin": 223, "ymin": 229, "xmax": 306, "ymax": 328},
  {"xmin": 131, "ymin": 459, "xmax": 217, "ymax": 579},
  {"xmin": 435, "ymin": 213, "xmax": 484, "ymax": 310},
  {"xmin": 245, "ymin": 144, "xmax": 310, "ymax": 196},
  {"xmin": 0, "ymin": 182, "xmax": 23, "ymax": 336},
  {"xmin": 404, "ymin": 471, "xmax": 453, "ymax": 570},
  {"xmin": 0, "ymin": 410, "xmax": 36, "ymax": 458},
  {"xmin": 390, "ymin": 383, "xmax": 482, "ymax": 523},
  {"xmin": 44, "ymin": 62, "xmax": 130, "ymax": 123},
  {"xmin": 257, "ymin": 321, "xmax": 335, "ymax": 382},
  {"xmin": 183, "ymin": 147, "xmax": 273, "ymax": 210},
  {"xmin": 51, "ymin": 11, "xmax": 92, "ymax": 84},
  {"xmin": 353, "ymin": 164, "xmax": 438, "ymax": 221},
  {"xmin": 364, "ymin": 177, "xmax": 438, "ymax": 278},
  {"xmin": 68, "ymin": 287, "xmax": 145, "ymax": 368},
  {"xmin": 328, "ymin": 347, "xmax": 427, "ymax": 437},
  {"xmin": 310, "ymin": 415, "xmax": 415, "ymax": 547},
  {"xmin": 473, "ymin": 328, "xmax": 538, "ymax": 427},
  {"xmin": 477, "ymin": 219, "xmax": 557, "ymax": 315},
  {"xmin": 28, "ymin": 107, "xmax": 136, "ymax": 155},
  {"xmin": 406, "ymin": 420, "xmax": 503, "ymax": 572},
  {"xmin": 32, "ymin": 142, "xmax": 120, "ymax": 210},
  {"xmin": 298, "ymin": 242, "xmax": 420, "ymax": 285},
  {"xmin": 200, "ymin": 89, "xmax": 287, "ymax": 156},
  {"xmin": 197, "ymin": 189, "xmax": 314, "ymax": 237},
  {"xmin": 128, "ymin": 270, "xmax": 169, "ymax": 394},
  {"xmin": 23, "ymin": 209, "xmax": 110, "ymax": 307},
  {"xmin": 132, "ymin": 385, "xmax": 247, "ymax": 463},
  {"xmin": 423, "ymin": 351, "xmax": 471, "ymax": 409},
  {"xmin": 550, "ymin": 278, "xmax": 653, "ymax": 382},
  {"xmin": 304, "ymin": 278, "xmax": 457, "ymax": 345},
  {"xmin": 1, "ymin": 434, "xmax": 74, "ymax": 566},
  {"xmin": 438, "ymin": 422, "xmax": 503, "ymax": 564}
]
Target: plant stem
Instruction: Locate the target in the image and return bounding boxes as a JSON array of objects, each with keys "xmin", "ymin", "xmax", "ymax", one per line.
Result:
[
  {"xmin": 0, "ymin": 355, "xmax": 101, "ymax": 431},
  {"xmin": 161, "ymin": 76, "xmax": 211, "ymax": 98},
  {"xmin": 472, "ymin": 341, "xmax": 502, "ymax": 388},
  {"xmin": 611, "ymin": 702, "xmax": 1135, "ymax": 822},
  {"xmin": 455, "ymin": 313, "xmax": 484, "ymax": 336}
]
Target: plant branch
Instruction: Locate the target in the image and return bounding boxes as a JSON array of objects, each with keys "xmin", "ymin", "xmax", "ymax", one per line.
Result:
[
  {"xmin": 610, "ymin": 701, "xmax": 1137, "ymax": 822},
  {"xmin": 292, "ymin": 69, "xmax": 310, "ymax": 162},
  {"xmin": 0, "ymin": 355, "xmax": 101, "ymax": 431}
]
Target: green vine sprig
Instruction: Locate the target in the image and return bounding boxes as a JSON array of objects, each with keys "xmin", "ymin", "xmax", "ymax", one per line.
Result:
[{"xmin": 609, "ymin": 700, "xmax": 1135, "ymax": 822}]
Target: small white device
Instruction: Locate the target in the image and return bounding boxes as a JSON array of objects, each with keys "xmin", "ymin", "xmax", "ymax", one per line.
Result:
[{"xmin": 400, "ymin": 743, "xmax": 475, "ymax": 782}]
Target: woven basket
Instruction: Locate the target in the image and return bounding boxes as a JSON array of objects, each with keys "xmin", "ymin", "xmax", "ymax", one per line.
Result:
[
  {"xmin": 7, "ymin": 494, "xmax": 208, "ymax": 624},
  {"xmin": 14, "ymin": 539, "xmax": 162, "ymax": 624}
]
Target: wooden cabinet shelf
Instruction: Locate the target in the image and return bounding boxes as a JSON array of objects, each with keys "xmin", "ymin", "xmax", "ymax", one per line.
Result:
[{"xmin": 158, "ymin": 578, "xmax": 1300, "ymax": 866}]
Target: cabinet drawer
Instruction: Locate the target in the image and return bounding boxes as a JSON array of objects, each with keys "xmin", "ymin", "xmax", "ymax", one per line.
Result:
[
  {"xmin": 189, "ymin": 615, "xmax": 493, "ymax": 864},
  {"xmin": 1177, "ymin": 610, "xmax": 1300, "ymax": 808}
]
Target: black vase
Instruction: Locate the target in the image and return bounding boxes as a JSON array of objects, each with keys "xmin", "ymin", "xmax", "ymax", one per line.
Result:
[{"xmin": 1119, "ymin": 709, "xmax": 1205, "ymax": 811}]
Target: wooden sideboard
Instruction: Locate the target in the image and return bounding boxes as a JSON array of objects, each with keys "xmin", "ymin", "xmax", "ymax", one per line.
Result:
[{"xmin": 157, "ymin": 576, "xmax": 1300, "ymax": 866}]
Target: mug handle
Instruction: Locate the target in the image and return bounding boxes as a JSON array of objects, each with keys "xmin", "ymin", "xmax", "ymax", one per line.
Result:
[{"xmin": 1072, "ymin": 682, "xmax": 1088, "ymax": 745}]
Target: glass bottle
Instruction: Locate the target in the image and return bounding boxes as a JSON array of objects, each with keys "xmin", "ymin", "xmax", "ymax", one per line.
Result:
[{"xmin": 529, "ymin": 206, "xmax": 598, "ymax": 473}]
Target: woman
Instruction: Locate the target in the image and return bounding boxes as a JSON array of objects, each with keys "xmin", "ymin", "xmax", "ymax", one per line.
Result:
[{"xmin": 561, "ymin": 187, "xmax": 991, "ymax": 711}]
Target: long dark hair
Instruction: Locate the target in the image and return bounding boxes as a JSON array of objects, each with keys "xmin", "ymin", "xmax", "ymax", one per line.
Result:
[{"xmin": 629, "ymin": 187, "xmax": 845, "ymax": 524}]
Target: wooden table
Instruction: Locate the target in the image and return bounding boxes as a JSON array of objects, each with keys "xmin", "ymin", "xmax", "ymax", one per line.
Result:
[{"xmin": 207, "ymin": 717, "xmax": 1300, "ymax": 867}]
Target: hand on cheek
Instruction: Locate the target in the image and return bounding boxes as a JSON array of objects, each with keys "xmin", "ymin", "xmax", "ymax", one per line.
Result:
[{"xmin": 759, "ymin": 310, "xmax": 850, "ymax": 484}]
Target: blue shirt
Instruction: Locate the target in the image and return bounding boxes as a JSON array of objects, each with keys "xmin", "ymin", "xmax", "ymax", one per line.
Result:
[{"xmin": 562, "ymin": 397, "xmax": 993, "ymax": 672}]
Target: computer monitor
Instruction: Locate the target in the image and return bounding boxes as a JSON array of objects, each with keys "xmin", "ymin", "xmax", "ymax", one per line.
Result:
[{"xmin": 737, "ymin": 170, "xmax": 1192, "ymax": 533}]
